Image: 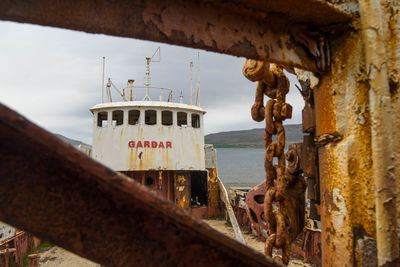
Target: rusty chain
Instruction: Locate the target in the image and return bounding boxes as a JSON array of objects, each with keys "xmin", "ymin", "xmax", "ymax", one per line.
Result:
[{"xmin": 243, "ymin": 60, "xmax": 305, "ymax": 264}]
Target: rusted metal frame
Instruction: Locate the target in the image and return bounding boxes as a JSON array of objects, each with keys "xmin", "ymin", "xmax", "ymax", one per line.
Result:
[
  {"xmin": 0, "ymin": 103, "xmax": 283, "ymax": 267},
  {"xmin": 201, "ymin": 0, "xmax": 353, "ymax": 28},
  {"xmin": 0, "ymin": 0, "xmax": 349, "ymax": 71},
  {"xmin": 0, "ymin": 232, "xmax": 25, "ymax": 247},
  {"xmin": 297, "ymin": 77, "xmax": 321, "ymax": 265},
  {"xmin": 0, "ymin": 248, "xmax": 16, "ymax": 266},
  {"xmin": 245, "ymin": 181, "xmax": 268, "ymax": 238},
  {"xmin": 359, "ymin": 0, "xmax": 399, "ymax": 265},
  {"xmin": 0, "ymin": 248, "xmax": 16, "ymax": 255}
]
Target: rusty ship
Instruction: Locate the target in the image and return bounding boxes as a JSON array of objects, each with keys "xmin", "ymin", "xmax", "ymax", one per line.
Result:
[{"xmin": 84, "ymin": 49, "xmax": 229, "ymax": 220}]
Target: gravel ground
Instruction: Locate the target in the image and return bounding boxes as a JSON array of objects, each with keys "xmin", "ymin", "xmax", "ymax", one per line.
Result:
[
  {"xmin": 38, "ymin": 247, "xmax": 100, "ymax": 267},
  {"xmin": 204, "ymin": 219, "xmax": 310, "ymax": 267},
  {"xmin": 36, "ymin": 219, "xmax": 309, "ymax": 267}
]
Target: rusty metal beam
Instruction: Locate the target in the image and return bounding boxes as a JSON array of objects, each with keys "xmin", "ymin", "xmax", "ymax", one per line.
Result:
[
  {"xmin": 0, "ymin": 103, "xmax": 282, "ymax": 267},
  {"xmin": 0, "ymin": 0, "xmax": 351, "ymax": 72},
  {"xmin": 207, "ymin": 0, "xmax": 353, "ymax": 27},
  {"xmin": 359, "ymin": 0, "xmax": 399, "ymax": 265}
]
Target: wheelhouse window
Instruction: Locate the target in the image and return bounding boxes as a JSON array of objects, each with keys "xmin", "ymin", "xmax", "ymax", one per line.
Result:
[
  {"xmin": 97, "ymin": 111, "xmax": 108, "ymax": 127},
  {"xmin": 162, "ymin": 110, "xmax": 173, "ymax": 126},
  {"xmin": 145, "ymin": 110, "xmax": 157, "ymax": 125},
  {"xmin": 112, "ymin": 110, "xmax": 123, "ymax": 126},
  {"xmin": 177, "ymin": 112, "xmax": 187, "ymax": 126},
  {"xmin": 191, "ymin": 113, "xmax": 200, "ymax": 128},
  {"xmin": 128, "ymin": 110, "xmax": 140, "ymax": 125}
]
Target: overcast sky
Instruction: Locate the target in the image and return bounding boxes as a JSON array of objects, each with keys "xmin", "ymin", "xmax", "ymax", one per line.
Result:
[{"xmin": 0, "ymin": 21, "xmax": 303, "ymax": 144}]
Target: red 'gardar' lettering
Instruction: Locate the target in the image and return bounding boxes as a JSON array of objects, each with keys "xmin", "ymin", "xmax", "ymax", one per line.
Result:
[{"xmin": 128, "ymin": 141, "xmax": 172, "ymax": 149}]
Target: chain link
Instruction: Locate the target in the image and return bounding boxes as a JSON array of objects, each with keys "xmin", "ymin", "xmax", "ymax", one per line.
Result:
[{"xmin": 243, "ymin": 60, "xmax": 294, "ymax": 264}]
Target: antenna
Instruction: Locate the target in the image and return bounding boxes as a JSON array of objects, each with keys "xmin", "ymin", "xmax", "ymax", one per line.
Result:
[
  {"xmin": 190, "ymin": 61, "xmax": 193, "ymax": 105},
  {"xmin": 102, "ymin": 57, "xmax": 105, "ymax": 103},
  {"xmin": 144, "ymin": 47, "xmax": 161, "ymax": 101},
  {"xmin": 106, "ymin": 78, "xmax": 112, "ymax": 102},
  {"xmin": 195, "ymin": 52, "xmax": 201, "ymax": 106}
]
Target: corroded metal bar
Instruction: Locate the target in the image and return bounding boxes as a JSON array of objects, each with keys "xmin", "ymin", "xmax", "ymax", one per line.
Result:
[
  {"xmin": 359, "ymin": 0, "xmax": 399, "ymax": 265},
  {"xmin": 0, "ymin": 0, "xmax": 350, "ymax": 71},
  {"xmin": 0, "ymin": 103, "xmax": 282, "ymax": 267},
  {"xmin": 314, "ymin": 32, "xmax": 378, "ymax": 265}
]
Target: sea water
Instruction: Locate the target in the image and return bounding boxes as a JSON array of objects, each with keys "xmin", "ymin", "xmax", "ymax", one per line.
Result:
[{"xmin": 207, "ymin": 148, "xmax": 266, "ymax": 186}]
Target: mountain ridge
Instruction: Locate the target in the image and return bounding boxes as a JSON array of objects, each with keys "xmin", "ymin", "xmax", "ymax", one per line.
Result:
[
  {"xmin": 205, "ymin": 124, "xmax": 302, "ymax": 148},
  {"xmin": 54, "ymin": 133, "xmax": 90, "ymax": 148}
]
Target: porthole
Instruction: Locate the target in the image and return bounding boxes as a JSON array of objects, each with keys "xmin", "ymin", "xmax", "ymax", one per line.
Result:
[
  {"xmin": 177, "ymin": 112, "xmax": 187, "ymax": 126},
  {"xmin": 145, "ymin": 176, "xmax": 154, "ymax": 186},
  {"xmin": 97, "ymin": 111, "xmax": 108, "ymax": 127},
  {"xmin": 112, "ymin": 110, "xmax": 123, "ymax": 126},
  {"xmin": 145, "ymin": 110, "xmax": 157, "ymax": 125},
  {"xmin": 162, "ymin": 110, "xmax": 173, "ymax": 126},
  {"xmin": 128, "ymin": 110, "xmax": 140, "ymax": 125},
  {"xmin": 191, "ymin": 113, "xmax": 200, "ymax": 128}
]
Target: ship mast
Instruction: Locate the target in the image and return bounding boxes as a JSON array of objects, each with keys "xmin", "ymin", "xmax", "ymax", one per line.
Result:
[
  {"xmin": 195, "ymin": 52, "xmax": 200, "ymax": 106},
  {"xmin": 102, "ymin": 56, "xmax": 105, "ymax": 103},
  {"xmin": 190, "ymin": 61, "xmax": 193, "ymax": 105},
  {"xmin": 144, "ymin": 47, "xmax": 160, "ymax": 101}
]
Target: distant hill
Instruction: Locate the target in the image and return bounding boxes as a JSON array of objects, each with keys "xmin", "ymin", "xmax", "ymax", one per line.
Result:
[
  {"xmin": 54, "ymin": 133, "xmax": 90, "ymax": 148},
  {"xmin": 205, "ymin": 124, "xmax": 303, "ymax": 148}
]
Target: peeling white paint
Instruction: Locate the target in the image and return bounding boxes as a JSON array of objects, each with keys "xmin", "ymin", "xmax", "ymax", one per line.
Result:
[
  {"xmin": 294, "ymin": 68, "xmax": 320, "ymax": 88},
  {"xmin": 91, "ymin": 101, "xmax": 206, "ymax": 171},
  {"xmin": 332, "ymin": 188, "xmax": 347, "ymax": 230},
  {"xmin": 357, "ymin": 106, "xmax": 366, "ymax": 125}
]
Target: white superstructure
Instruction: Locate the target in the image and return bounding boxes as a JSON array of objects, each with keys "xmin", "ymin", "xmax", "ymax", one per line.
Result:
[
  {"xmin": 91, "ymin": 49, "xmax": 206, "ymax": 172},
  {"xmin": 91, "ymin": 101, "xmax": 206, "ymax": 171},
  {"xmin": 86, "ymin": 50, "xmax": 225, "ymax": 219}
]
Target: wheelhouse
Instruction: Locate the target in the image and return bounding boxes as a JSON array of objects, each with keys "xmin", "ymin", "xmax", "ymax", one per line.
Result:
[{"xmin": 87, "ymin": 51, "xmax": 222, "ymax": 218}]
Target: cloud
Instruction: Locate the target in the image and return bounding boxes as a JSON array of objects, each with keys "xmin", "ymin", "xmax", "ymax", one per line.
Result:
[{"xmin": 0, "ymin": 21, "xmax": 304, "ymax": 144}]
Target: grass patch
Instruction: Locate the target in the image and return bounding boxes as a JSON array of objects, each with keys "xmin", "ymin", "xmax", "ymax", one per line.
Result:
[
  {"xmin": 22, "ymin": 249, "xmax": 36, "ymax": 267},
  {"xmin": 22, "ymin": 242, "xmax": 53, "ymax": 267},
  {"xmin": 37, "ymin": 242, "xmax": 53, "ymax": 251},
  {"xmin": 225, "ymin": 219, "xmax": 232, "ymax": 227}
]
